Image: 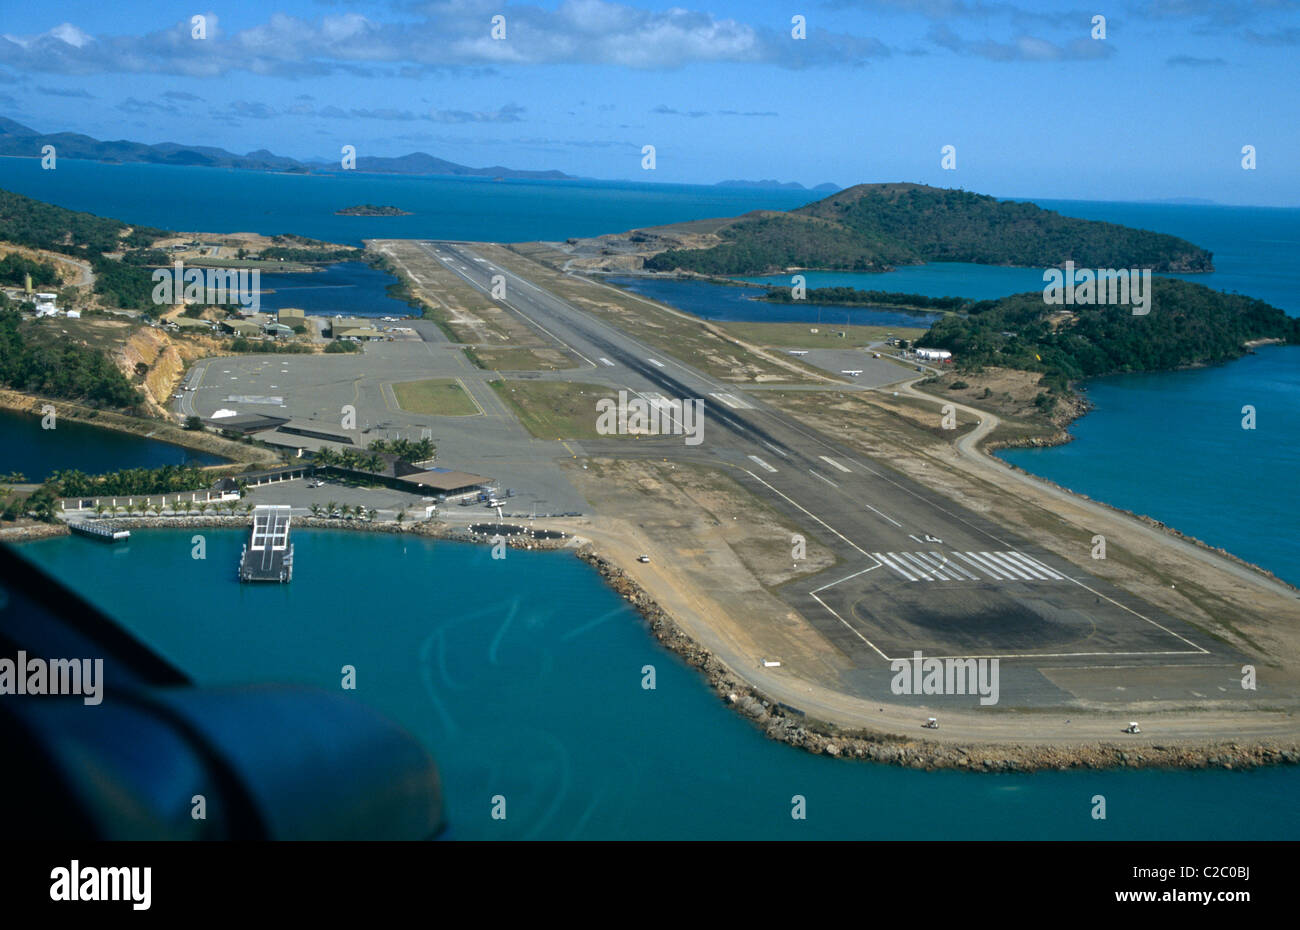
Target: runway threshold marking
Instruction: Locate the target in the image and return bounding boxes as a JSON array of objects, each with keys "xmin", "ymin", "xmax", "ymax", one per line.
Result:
[{"xmin": 818, "ymin": 455, "xmax": 851, "ymax": 473}]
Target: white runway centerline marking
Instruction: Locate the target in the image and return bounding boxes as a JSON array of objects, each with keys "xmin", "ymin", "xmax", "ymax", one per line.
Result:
[
  {"xmin": 818, "ymin": 455, "xmax": 851, "ymax": 473},
  {"xmin": 599, "ymin": 357, "xmax": 615, "ymax": 367},
  {"xmin": 747, "ymin": 455, "xmax": 777, "ymax": 473},
  {"xmin": 862, "ymin": 502, "xmax": 902, "ymax": 527},
  {"xmin": 709, "ymin": 392, "xmax": 753, "ymax": 410},
  {"xmin": 647, "ymin": 358, "xmax": 664, "ymax": 368},
  {"xmin": 808, "ymin": 469, "xmax": 839, "ymax": 488}
]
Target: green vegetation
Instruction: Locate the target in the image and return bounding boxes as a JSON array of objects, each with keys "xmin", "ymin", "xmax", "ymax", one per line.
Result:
[
  {"xmin": 646, "ymin": 183, "xmax": 1213, "ymax": 276},
  {"xmin": 49, "ymin": 464, "xmax": 210, "ymax": 498},
  {"xmin": 230, "ymin": 337, "xmax": 312, "ymax": 354},
  {"xmin": 91, "ymin": 257, "xmax": 156, "ymax": 309},
  {"xmin": 921, "ymin": 278, "xmax": 1300, "ymax": 394},
  {"xmin": 391, "ymin": 378, "xmax": 480, "ymax": 416},
  {"xmin": 488, "ymin": 379, "xmax": 619, "ymax": 440},
  {"xmin": 0, "ymin": 188, "xmax": 166, "ymax": 257},
  {"xmin": 713, "ymin": 319, "xmax": 927, "ymax": 350},
  {"xmin": 0, "ymin": 253, "xmax": 59, "ymax": 288},
  {"xmin": 367, "ymin": 437, "xmax": 436, "ymax": 462},
  {"xmin": 0, "ymin": 310, "xmax": 139, "ymax": 406},
  {"xmin": 312, "ymin": 446, "xmax": 387, "ymax": 474},
  {"xmin": 762, "ymin": 286, "xmax": 979, "ymax": 313},
  {"xmin": 324, "ymin": 339, "xmax": 360, "ymax": 353},
  {"xmin": 120, "ymin": 248, "xmax": 171, "ymax": 266},
  {"xmin": 260, "ymin": 245, "xmax": 360, "ymax": 262},
  {"xmin": 370, "ymin": 254, "xmax": 426, "ymax": 315}
]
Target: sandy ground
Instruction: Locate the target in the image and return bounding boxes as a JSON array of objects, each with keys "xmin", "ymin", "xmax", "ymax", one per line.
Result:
[{"xmin": 560, "ymin": 435, "xmax": 1300, "ymax": 748}]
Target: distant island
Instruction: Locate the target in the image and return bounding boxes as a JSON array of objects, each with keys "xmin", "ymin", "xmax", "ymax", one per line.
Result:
[
  {"xmin": 336, "ymin": 204, "xmax": 412, "ymax": 216},
  {"xmin": 715, "ymin": 179, "xmax": 840, "ymax": 192},
  {"xmin": 645, "ymin": 183, "xmax": 1215, "ymax": 275},
  {"xmin": 0, "ymin": 116, "xmax": 576, "ymax": 180}
]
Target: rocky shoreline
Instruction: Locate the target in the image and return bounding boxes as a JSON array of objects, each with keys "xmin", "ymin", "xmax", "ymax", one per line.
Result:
[{"xmin": 576, "ymin": 546, "xmax": 1300, "ymax": 773}]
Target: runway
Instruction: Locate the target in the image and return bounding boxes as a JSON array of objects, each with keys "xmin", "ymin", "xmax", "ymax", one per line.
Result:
[{"xmin": 419, "ymin": 241, "xmax": 1242, "ymax": 700}]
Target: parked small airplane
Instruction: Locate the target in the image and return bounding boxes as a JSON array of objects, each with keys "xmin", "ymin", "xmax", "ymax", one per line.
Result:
[{"xmin": 841, "ymin": 369, "xmax": 863, "ymax": 376}]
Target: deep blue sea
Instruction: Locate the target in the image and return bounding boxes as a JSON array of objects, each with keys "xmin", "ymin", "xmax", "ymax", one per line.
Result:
[
  {"xmin": 17, "ymin": 529, "xmax": 1299, "ymax": 840},
  {"xmin": 0, "ymin": 157, "xmax": 816, "ymax": 245}
]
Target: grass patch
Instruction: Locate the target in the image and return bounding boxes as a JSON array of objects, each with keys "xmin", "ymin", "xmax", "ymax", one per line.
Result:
[
  {"xmin": 716, "ymin": 320, "xmax": 927, "ymax": 350},
  {"xmin": 391, "ymin": 378, "xmax": 480, "ymax": 416},
  {"xmin": 469, "ymin": 346, "xmax": 579, "ymax": 371},
  {"xmin": 489, "ymin": 379, "xmax": 620, "ymax": 440}
]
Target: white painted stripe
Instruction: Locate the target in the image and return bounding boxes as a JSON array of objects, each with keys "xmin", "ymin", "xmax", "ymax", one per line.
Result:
[
  {"xmin": 747, "ymin": 455, "xmax": 777, "ymax": 473},
  {"xmin": 647, "ymin": 358, "xmax": 664, "ymax": 367},
  {"xmin": 819, "ymin": 455, "xmax": 851, "ymax": 473},
  {"xmin": 873, "ymin": 552, "xmax": 919, "ymax": 582},
  {"xmin": 958, "ymin": 551, "xmax": 1012, "ymax": 580},
  {"xmin": 897, "ymin": 552, "xmax": 939, "ymax": 581},
  {"xmin": 996, "ymin": 551, "xmax": 1052, "ymax": 580},
  {"xmin": 599, "ymin": 357, "xmax": 615, "ymax": 367},
  {"xmin": 807, "ymin": 470, "xmax": 839, "ymax": 488},
  {"xmin": 863, "ymin": 503, "xmax": 902, "ymax": 528},
  {"xmin": 763, "ymin": 441, "xmax": 789, "ymax": 458},
  {"xmin": 910, "ymin": 551, "xmax": 960, "ymax": 581},
  {"xmin": 709, "ymin": 392, "xmax": 744, "ymax": 410},
  {"xmin": 981, "ymin": 551, "xmax": 1034, "ymax": 581},
  {"xmin": 932, "ymin": 551, "xmax": 980, "ymax": 581},
  {"xmin": 1005, "ymin": 551, "xmax": 1065, "ymax": 580}
]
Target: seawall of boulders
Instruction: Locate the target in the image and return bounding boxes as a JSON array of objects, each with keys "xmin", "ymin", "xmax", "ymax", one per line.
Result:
[{"xmin": 576, "ymin": 546, "xmax": 1300, "ymax": 773}]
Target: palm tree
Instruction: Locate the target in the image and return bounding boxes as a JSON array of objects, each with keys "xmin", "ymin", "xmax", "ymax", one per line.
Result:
[
  {"xmin": 243, "ymin": 501, "xmax": 254, "ymax": 516},
  {"xmin": 326, "ymin": 500, "xmax": 339, "ymax": 517},
  {"xmin": 314, "ymin": 447, "xmax": 336, "ymax": 467},
  {"xmin": 197, "ymin": 502, "xmax": 209, "ymax": 516},
  {"xmin": 310, "ymin": 503, "xmax": 322, "ymax": 517},
  {"xmin": 367, "ymin": 507, "xmax": 378, "ymax": 522},
  {"xmin": 364, "ymin": 452, "xmax": 384, "ymax": 474},
  {"xmin": 94, "ymin": 503, "xmax": 107, "ymax": 519},
  {"xmin": 394, "ymin": 508, "xmax": 405, "ymax": 525}
]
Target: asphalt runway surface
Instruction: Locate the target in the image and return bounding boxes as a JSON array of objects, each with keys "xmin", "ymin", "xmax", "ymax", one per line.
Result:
[{"xmin": 422, "ymin": 242, "xmax": 1252, "ymax": 706}]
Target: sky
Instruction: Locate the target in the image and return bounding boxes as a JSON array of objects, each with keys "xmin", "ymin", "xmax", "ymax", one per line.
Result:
[{"xmin": 0, "ymin": 0, "xmax": 1298, "ymax": 205}]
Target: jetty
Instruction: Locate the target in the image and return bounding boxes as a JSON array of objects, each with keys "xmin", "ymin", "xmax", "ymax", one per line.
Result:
[
  {"xmin": 238, "ymin": 505, "xmax": 294, "ymax": 583},
  {"xmin": 69, "ymin": 521, "xmax": 130, "ymax": 543}
]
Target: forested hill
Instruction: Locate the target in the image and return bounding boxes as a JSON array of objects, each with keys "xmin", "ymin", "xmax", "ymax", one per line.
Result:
[
  {"xmin": 645, "ymin": 183, "xmax": 1214, "ymax": 275},
  {"xmin": 919, "ymin": 277, "xmax": 1298, "ymax": 392},
  {"xmin": 0, "ymin": 187, "xmax": 164, "ymax": 257}
]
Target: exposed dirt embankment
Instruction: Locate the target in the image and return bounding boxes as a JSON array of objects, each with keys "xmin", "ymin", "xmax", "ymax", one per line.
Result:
[
  {"xmin": 122, "ymin": 327, "xmax": 188, "ymax": 415},
  {"xmin": 577, "ymin": 546, "xmax": 1300, "ymax": 773}
]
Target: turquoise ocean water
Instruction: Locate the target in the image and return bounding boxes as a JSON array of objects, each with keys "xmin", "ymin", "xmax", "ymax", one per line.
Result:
[{"xmin": 17, "ymin": 529, "xmax": 1298, "ymax": 840}]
